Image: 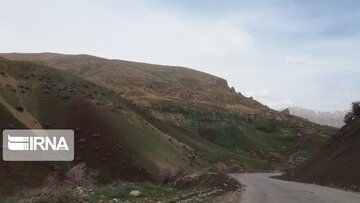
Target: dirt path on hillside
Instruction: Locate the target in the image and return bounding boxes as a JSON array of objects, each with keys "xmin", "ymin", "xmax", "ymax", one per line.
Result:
[
  {"xmin": 0, "ymin": 95, "xmax": 42, "ymax": 129},
  {"xmin": 0, "ymin": 73, "xmax": 42, "ymax": 129},
  {"xmin": 289, "ymin": 150, "xmax": 307, "ymax": 164}
]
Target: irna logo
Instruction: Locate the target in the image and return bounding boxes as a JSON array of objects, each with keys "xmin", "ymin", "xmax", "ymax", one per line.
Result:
[
  {"xmin": 7, "ymin": 135, "xmax": 69, "ymax": 151},
  {"xmin": 3, "ymin": 130, "xmax": 74, "ymax": 161}
]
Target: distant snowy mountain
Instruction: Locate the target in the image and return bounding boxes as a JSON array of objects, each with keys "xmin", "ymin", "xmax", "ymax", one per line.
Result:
[{"xmin": 286, "ymin": 107, "xmax": 348, "ymax": 128}]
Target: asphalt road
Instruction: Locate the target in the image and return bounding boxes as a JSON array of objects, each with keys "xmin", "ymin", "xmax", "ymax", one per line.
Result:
[{"xmin": 230, "ymin": 173, "xmax": 360, "ymax": 203}]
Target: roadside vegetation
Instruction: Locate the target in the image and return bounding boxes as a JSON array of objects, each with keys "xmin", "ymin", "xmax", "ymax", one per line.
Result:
[
  {"xmin": 344, "ymin": 101, "xmax": 360, "ymax": 124},
  {"xmin": 0, "ymin": 169, "xmax": 241, "ymax": 203}
]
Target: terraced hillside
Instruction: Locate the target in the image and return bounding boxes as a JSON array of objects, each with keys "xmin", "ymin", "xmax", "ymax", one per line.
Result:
[{"xmin": 0, "ymin": 54, "xmax": 336, "ymax": 195}]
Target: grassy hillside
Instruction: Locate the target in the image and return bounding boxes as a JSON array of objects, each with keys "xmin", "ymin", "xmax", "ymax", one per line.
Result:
[
  {"xmin": 147, "ymin": 101, "xmax": 334, "ymax": 167},
  {"xmin": 0, "ymin": 53, "xmax": 337, "ymax": 164},
  {"xmin": 0, "ymin": 54, "xmax": 337, "ymax": 196},
  {"xmin": 0, "ymin": 57, "xmax": 269, "ymax": 195}
]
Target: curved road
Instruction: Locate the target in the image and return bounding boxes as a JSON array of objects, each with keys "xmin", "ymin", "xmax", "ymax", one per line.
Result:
[{"xmin": 230, "ymin": 173, "xmax": 360, "ymax": 203}]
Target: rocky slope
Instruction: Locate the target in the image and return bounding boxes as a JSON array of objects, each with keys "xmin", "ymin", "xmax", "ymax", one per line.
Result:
[
  {"xmin": 0, "ymin": 53, "xmax": 263, "ymax": 110},
  {"xmin": 287, "ymin": 106, "xmax": 347, "ymax": 128},
  {"xmin": 280, "ymin": 117, "xmax": 360, "ymax": 191}
]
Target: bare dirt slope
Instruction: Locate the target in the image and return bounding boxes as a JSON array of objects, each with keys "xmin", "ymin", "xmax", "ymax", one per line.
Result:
[{"xmin": 280, "ymin": 117, "xmax": 360, "ymax": 191}]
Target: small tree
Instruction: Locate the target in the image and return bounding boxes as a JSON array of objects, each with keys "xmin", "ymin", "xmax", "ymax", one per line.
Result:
[
  {"xmin": 352, "ymin": 101, "xmax": 360, "ymax": 117},
  {"xmin": 344, "ymin": 101, "xmax": 360, "ymax": 124},
  {"xmin": 344, "ymin": 112, "xmax": 354, "ymax": 124}
]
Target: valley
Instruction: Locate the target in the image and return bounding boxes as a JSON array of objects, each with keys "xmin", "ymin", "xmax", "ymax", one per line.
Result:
[
  {"xmin": 1, "ymin": 1, "xmax": 359, "ymax": 202},
  {"xmin": 0, "ymin": 54, "xmax": 337, "ymax": 200}
]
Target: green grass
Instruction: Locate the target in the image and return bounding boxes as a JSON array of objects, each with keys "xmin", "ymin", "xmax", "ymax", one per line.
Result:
[
  {"xmin": 0, "ymin": 196, "xmax": 22, "ymax": 203},
  {"xmin": 149, "ymin": 101, "xmax": 334, "ymax": 168},
  {"xmin": 4, "ymin": 182, "xmax": 225, "ymax": 203},
  {"xmin": 67, "ymin": 183, "xmax": 223, "ymax": 203}
]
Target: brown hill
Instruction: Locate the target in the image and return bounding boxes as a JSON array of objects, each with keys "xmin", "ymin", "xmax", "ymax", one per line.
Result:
[
  {"xmin": 0, "ymin": 53, "xmax": 337, "ymax": 172},
  {"xmin": 0, "ymin": 53, "xmax": 263, "ymax": 111},
  {"xmin": 280, "ymin": 117, "xmax": 360, "ymax": 191},
  {"xmin": 2, "ymin": 57, "xmax": 250, "ymax": 194}
]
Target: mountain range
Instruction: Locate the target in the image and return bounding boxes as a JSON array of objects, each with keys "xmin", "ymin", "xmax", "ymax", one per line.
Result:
[{"xmin": 286, "ymin": 106, "xmax": 347, "ymax": 128}]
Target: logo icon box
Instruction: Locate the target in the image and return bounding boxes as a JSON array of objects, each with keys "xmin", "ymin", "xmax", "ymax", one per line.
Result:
[
  {"xmin": 8, "ymin": 135, "xmax": 30, "ymax": 150},
  {"xmin": 3, "ymin": 130, "xmax": 74, "ymax": 161}
]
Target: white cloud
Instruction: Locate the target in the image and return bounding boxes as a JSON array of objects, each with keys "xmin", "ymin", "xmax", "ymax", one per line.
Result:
[
  {"xmin": 0, "ymin": 0, "xmax": 256, "ymax": 72},
  {"xmin": 245, "ymin": 89, "xmax": 272, "ymax": 98},
  {"xmin": 244, "ymin": 89, "xmax": 294, "ymax": 109},
  {"xmin": 285, "ymin": 55, "xmax": 311, "ymax": 63},
  {"xmin": 0, "ymin": 0, "xmax": 359, "ymax": 112}
]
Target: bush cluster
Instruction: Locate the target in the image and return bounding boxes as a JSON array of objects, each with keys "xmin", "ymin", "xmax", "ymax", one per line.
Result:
[{"xmin": 344, "ymin": 101, "xmax": 360, "ymax": 124}]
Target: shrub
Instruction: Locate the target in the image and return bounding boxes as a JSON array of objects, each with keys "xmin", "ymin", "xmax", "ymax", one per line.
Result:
[
  {"xmin": 15, "ymin": 106, "xmax": 24, "ymax": 112},
  {"xmin": 344, "ymin": 112, "xmax": 354, "ymax": 124},
  {"xmin": 344, "ymin": 101, "xmax": 360, "ymax": 124},
  {"xmin": 352, "ymin": 101, "xmax": 360, "ymax": 117}
]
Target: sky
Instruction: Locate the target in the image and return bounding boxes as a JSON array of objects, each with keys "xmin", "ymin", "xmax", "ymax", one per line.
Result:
[{"xmin": 0, "ymin": 0, "xmax": 359, "ymax": 111}]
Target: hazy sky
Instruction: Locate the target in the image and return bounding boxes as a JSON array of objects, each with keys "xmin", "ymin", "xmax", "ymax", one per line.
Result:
[{"xmin": 1, "ymin": 0, "xmax": 359, "ymax": 111}]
